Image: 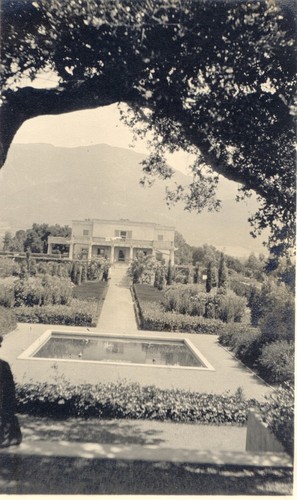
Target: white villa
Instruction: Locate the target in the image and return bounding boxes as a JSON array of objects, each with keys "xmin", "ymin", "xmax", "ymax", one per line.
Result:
[{"xmin": 47, "ymin": 219, "xmax": 175, "ymax": 264}]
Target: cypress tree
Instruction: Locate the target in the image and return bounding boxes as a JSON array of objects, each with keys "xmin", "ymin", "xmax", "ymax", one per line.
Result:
[
  {"xmin": 206, "ymin": 261, "xmax": 218, "ymax": 292},
  {"xmin": 218, "ymin": 253, "xmax": 229, "ymax": 288}
]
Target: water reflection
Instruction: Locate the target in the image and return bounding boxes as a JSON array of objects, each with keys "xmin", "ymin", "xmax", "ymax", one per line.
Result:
[{"xmin": 33, "ymin": 335, "xmax": 204, "ymax": 367}]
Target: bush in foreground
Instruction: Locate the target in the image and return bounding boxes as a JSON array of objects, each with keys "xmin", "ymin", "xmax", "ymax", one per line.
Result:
[
  {"xmin": 16, "ymin": 380, "xmax": 260, "ymax": 424},
  {"xmin": 14, "ymin": 299, "xmax": 98, "ymax": 326},
  {"xmin": 261, "ymin": 382, "xmax": 294, "ymax": 457},
  {"xmin": 15, "ymin": 379, "xmax": 293, "ymax": 457}
]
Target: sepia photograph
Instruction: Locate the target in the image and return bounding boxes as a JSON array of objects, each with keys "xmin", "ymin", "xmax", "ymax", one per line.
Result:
[{"xmin": 0, "ymin": 0, "xmax": 295, "ymax": 495}]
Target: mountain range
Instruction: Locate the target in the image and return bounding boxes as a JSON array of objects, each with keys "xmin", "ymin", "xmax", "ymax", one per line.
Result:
[{"xmin": 0, "ymin": 143, "xmax": 268, "ymax": 258}]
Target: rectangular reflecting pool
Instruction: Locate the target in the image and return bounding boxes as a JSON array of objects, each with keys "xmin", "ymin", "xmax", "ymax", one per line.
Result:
[{"xmin": 18, "ymin": 330, "xmax": 215, "ymax": 370}]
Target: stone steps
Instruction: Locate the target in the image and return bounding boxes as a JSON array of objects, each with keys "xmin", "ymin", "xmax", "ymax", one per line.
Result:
[{"xmin": 110, "ymin": 264, "xmax": 131, "ymax": 287}]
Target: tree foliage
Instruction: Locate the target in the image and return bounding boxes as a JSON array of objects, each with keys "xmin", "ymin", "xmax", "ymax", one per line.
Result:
[
  {"xmin": 2, "ymin": 223, "xmax": 71, "ymax": 253},
  {"xmin": 1, "ymin": 0, "xmax": 296, "ymax": 254},
  {"xmin": 174, "ymin": 231, "xmax": 192, "ymax": 264}
]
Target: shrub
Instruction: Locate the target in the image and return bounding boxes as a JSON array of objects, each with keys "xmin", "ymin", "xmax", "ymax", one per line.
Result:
[
  {"xmin": 219, "ymin": 326, "xmax": 262, "ymax": 366},
  {"xmin": 13, "ymin": 275, "xmax": 73, "ymax": 307},
  {"xmin": 15, "ymin": 379, "xmax": 260, "ymax": 424},
  {"xmin": 0, "ymin": 257, "xmax": 20, "ymax": 277},
  {"xmin": 249, "ymin": 280, "xmax": 294, "ymax": 342},
  {"xmin": 14, "ymin": 299, "xmax": 98, "ymax": 326},
  {"xmin": 258, "ymin": 341, "xmax": 294, "ymax": 384},
  {"xmin": 162, "ymin": 286, "xmax": 246, "ymax": 323},
  {"xmin": 140, "ymin": 301, "xmax": 233, "ymax": 335},
  {"xmin": 262, "ymin": 382, "xmax": 294, "ymax": 457},
  {"xmin": 230, "ymin": 275, "xmax": 257, "ymax": 299},
  {"xmin": 0, "ymin": 306, "xmax": 17, "ymax": 336},
  {"xmin": 154, "ymin": 264, "xmax": 166, "ymax": 290},
  {"xmin": 162, "ymin": 285, "xmax": 207, "ymax": 315},
  {"xmin": 0, "ymin": 277, "xmax": 16, "ymax": 307},
  {"xmin": 259, "ymin": 297, "xmax": 295, "ymax": 343},
  {"xmin": 86, "ymin": 259, "xmax": 104, "ymax": 281},
  {"xmin": 216, "ymin": 290, "xmax": 246, "ymax": 323}
]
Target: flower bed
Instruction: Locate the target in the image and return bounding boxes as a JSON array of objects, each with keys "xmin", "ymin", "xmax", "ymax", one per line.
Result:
[
  {"xmin": 140, "ymin": 301, "xmax": 227, "ymax": 334},
  {"xmin": 134, "ymin": 284, "xmax": 252, "ymax": 335}
]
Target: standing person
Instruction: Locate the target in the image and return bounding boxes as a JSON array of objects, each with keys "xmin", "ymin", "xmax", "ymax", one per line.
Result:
[{"xmin": 0, "ymin": 336, "xmax": 22, "ymax": 448}]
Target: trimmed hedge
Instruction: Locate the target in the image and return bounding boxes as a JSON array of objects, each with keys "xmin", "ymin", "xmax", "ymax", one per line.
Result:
[
  {"xmin": 14, "ymin": 299, "xmax": 98, "ymax": 326},
  {"xmin": 0, "ymin": 305, "xmax": 17, "ymax": 336},
  {"xmin": 16, "ymin": 380, "xmax": 261, "ymax": 424}
]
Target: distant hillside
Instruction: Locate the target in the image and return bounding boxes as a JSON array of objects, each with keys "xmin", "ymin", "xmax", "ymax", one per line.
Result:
[{"xmin": 0, "ymin": 143, "xmax": 268, "ymax": 257}]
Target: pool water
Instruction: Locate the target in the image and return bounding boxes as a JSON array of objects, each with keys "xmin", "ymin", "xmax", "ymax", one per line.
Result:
[{"xmin": 33, "ymin": 334, "xmax": 205, "ymax": 368}]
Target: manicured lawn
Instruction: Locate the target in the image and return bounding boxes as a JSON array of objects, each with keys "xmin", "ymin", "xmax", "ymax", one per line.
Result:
[
  {"xmin": 133, "ymin": 283, "xmax": 164, "ymax": 303},
  {"xmin": 72, "ymin": 281, "xmax": 108, "ymax": 301}
]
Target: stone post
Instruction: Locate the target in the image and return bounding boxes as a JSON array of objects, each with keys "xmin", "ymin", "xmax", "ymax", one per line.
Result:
[
  {"xmin": 69, "ymin": 243, "xmax": 74, "ymax": 260},
  {"xmin": 88, "ymin": 244, "xmax": 92, "ymax": 261},
  {"xmin": 129, "ymin": 246, "xmax": 134, "ymax": 260},
  {"xmin": 110, "ymin": 244, "xmax": 115, "ymax": 263},
  {"xmin": 169, "ymin": 247, "xmax": 175, "ymax": 266}
]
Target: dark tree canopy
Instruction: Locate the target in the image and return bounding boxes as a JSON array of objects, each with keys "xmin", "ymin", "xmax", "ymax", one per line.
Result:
[
  {"xmin": 2, "ymin": 223, "xmax": 71, "ymax": 253},
  {"xmin": 1, "ymin": 0, "xmax": 296, "ymax": 255}
]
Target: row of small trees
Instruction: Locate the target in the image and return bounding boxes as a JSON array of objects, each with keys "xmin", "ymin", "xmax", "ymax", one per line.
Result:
[
  {"xmin": 128, "ymin": 251, "xmax": 230, "ymax": 293},
  {"xmin": 0, "ymin": 256, "xmax": 107, "ymax": 285}
]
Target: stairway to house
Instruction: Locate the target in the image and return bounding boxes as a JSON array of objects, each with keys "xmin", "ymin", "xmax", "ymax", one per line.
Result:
[{"xmin": 110, "ymin": 262, "xmax": 131, "ymax": 287}]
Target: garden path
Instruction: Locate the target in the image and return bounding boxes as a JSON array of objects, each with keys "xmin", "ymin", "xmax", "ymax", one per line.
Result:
[{"xmin": 96, "ymin": 263, "xmax": 138, "ymax": 332}]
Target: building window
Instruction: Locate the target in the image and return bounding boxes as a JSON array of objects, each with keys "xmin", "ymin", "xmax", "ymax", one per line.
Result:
[
  {"xmin": 158, "ymin": 234, "xmax": 164, "ymax": 241},
  {"xmin": 83, "ymin": 229, "xmax": 89, "ymax": 236},
  {"xmin": 115, "ymin": 230, "xmax": 132, "ymax": 239},
  {"xmin": 97, "ymin": 248, "xmax": 105, "ymax": 256}
]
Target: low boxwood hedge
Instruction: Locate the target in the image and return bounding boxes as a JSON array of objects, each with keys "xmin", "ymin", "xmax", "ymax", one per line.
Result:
[
  {"xmin": 15, "ymin": 380, "xmax": 293, "ymax": 456},
  {"xmin": 16, "ymin": 380, "xmax": 260, "ymax": 424},
  {"xmin": 14, "ymin": 299, "xmax": 98, "ymax": 326}
]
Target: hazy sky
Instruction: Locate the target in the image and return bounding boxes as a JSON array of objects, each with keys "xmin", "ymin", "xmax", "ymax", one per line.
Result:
[{"xmin": 13, "ymin": 104, "xmax": 195, "ymax": 175}]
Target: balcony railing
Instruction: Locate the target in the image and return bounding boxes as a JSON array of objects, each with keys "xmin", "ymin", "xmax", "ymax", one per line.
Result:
[{"xmin": 49, "ymin": 235, "xmax": 174, "ymax": 250}]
